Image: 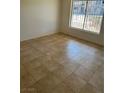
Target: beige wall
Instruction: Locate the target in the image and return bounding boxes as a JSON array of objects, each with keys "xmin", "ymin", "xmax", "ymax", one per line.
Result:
[
  {"xmin": 21, "ymin": 0, "xmax": 104, "ymax": 45},
  {"xmin": 20, "ymin": 0, "xmax": 60, "ymax": 41},
  {"xmin": 60, "ymin": 0, "xmax": 104, "ymax": 46}
]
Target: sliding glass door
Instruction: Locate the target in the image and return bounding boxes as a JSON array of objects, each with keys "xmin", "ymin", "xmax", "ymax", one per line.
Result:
[{"xmin": 70, "ymin": 0, "xmax": 104, "ymax": 34}]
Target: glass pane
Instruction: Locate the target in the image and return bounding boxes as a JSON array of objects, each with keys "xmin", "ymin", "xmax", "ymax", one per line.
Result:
[
  {"xmin": 84, "ymin": 0, "xmax": 104, "ymax": 33},
  {"xmin": 71, "ymin": 0, "xmax": 87, "ymax": 29}
]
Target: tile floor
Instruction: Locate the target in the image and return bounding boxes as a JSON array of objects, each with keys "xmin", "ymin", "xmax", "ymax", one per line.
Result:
[{"xmin": 20, "ymin": 33, "xmax": 104, "ymax": 93}]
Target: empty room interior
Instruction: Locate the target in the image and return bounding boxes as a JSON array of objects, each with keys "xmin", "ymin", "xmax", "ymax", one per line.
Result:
[{"xmin": 20, "ymin": 0, "xmax": 104, "ymax": 93}]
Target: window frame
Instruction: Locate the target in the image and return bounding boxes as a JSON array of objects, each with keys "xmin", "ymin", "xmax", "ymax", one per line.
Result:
[{"xmin": 69, "ymin": 0, "xmax": 104, "ymax": 35}]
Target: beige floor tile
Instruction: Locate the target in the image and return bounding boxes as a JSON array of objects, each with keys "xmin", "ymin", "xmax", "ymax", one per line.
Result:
[
  {"xmin": 42, "ymin": 60, "xmax": 62, "ymax": 72},
  {"xmin": 62, "ymin": 62, "xmax": 80, "ymax": 72},
  {"xmin": 20, "ymin": 87, "xmax": 37, "ymax": 93},
  {"xmin": 20, "ymin": 67, "xmax": 33, "ymax": 88},
  {"xmin": 20, "ymin": 41, "xmax": 31, "ymax": 51},
  {"xmin": 74, "ymin": 65, "xmax": 94, "ymax": 81},
  {"xmin": 27, "ymin": 65, "xmax": 50, "ymax": 82},
  {"xmin": 85, "ymin": 54, "xmax": 104, "ymax": 65},
  {"xmin": 79, "ymin": 83, "xmax": 102, "ymax": 93},
  {"xmin": 52, "ymin": 66, "xmax": 73, "ymax": 80},
  {"xmin": 30, "ymin": 73, "xmax": 62, "ymax": 93},
  {"xmin": 89, "ymin": 65, "xmax": 104, "ymax": 92},
  {"xmin": 21, "ymin": 47, "xmax": 41, "ymax": 63},
  {"xmin": 52, "ymin": 82, "xmax": 74, "ymax": 93},
  {"xmin": 81, "ymin": 57, "xmax": 103, "ymax": 73},
  {"xmin": 23, "ymin": 56, "xmax": 47, "ymax": 69},
  {"xmin": 63, "ymin": 73, "xmax": 86, "ymax": 93},
  {"xmin": 20, "ymin": 64, "xmax": 28, "ymax": 77},
  {"xmin": 21, "ymin": 73, "xmax": 35, "ymax": 88}
]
